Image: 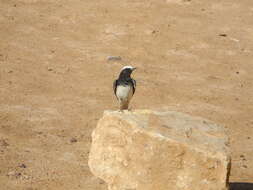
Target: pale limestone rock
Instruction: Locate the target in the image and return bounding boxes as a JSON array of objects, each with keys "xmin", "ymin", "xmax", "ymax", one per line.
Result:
[{"xmin": 88, "ymin": 110, "xmax": 231, "ymax": 190}]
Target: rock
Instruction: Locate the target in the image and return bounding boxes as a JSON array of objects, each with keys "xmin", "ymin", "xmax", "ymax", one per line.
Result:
[
  {"xmin": 88, "ymin": 110, "xmax": 231, "ymax": 190},
  {"xmin": 107, "ymin": 56, "xmax": 122, "ymax": 62}
]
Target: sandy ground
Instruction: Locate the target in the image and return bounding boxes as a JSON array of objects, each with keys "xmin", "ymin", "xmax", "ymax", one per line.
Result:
[{"xmin": 0, "ymin": 0, "xmax": 253, "ymax": 189}]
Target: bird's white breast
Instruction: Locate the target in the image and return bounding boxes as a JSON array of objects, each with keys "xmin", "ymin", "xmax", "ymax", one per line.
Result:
[{"xmin": 116, "ymin": 85, "xmax": 133, "ymax": 101}]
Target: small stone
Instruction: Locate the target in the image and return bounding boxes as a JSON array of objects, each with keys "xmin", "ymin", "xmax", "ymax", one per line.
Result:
[
  {"xmin": 240, "ymin": 155, "xmax": 246, "ymax": 161},
  {"xmin": 0, "ymin": 139, "xmax": 9, "ymax": 147},
  {"xmin": 219, "ymin": 34, "xmax": 227, "ymax": 37},
  {"xmin": 152, "ymin": 30, "xmax": 159, "ymax": 34},
  {"xmin": 236, "ymin": 71, "xmax": 239, "ymax": 74},
  {"xmin": 7, "ymin": 171, "xmax": 21, "ymax": 178},
  {"xmin": 70, "ymin": 137, "xmax": 77, "ymax": 143},
  {"xmin": 107, "ymin": 56, "xmax": 122, "ymax": 62},
  {"xmin": 22, "ymin": 174, "xmax": 30, "ymax": 180},
  {"xmin": 7, "ymin": 171, "xmax": 15, "ymax": 176},
  {"xmin": 19, "ymin": 164, "xmax": 27, "ymax": 168}
]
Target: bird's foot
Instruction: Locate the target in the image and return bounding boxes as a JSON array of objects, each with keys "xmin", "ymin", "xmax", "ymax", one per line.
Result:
[{"xmin": 118, "ymin": 109, "xmax": 130, "ymax": 113}]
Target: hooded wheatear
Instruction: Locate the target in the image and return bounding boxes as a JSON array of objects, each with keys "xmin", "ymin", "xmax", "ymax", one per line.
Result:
[{"xmin": 113, "ymin": 66, "xmax": 136, "ymax": 110}]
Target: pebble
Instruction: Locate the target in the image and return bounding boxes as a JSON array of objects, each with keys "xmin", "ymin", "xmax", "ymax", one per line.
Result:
[
  {"xmin": 219, "ymin": 34, "xmax": 227, "ymax": 37},
  {"xmin": 70, "ymin": 137, "xmax": 77, "ymax": 143},
  {"xmin": 7, "ymin": 171, "xmax": 21, "ymax": 178},
  {"xmin": 19, "ymin": 164, "xmax": 27, "ymax": 168},
  {"xmin": 107, "ymin": 56, "xmax": 122, "ymax": 62},
  {"xmin": 0, "ymin": 139, "xmax": 9, "ymax": 147}
]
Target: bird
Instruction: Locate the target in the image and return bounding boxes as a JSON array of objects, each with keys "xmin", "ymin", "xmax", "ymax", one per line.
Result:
[{"xmin": 113, "ymin": 66, "xmax": 136, "ymax": 111}]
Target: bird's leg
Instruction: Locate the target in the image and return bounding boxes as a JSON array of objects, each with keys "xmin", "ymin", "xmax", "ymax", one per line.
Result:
[
  {"xmin": 126, "ymin": 101, "xmax": 132, "ymax": 112},
  {"xmin": 127, "ymin": 103, "xmax": 132, "ymax": 111},
  {"xmin": 119, "ymin": 100, "xmax": 129, "ymax": 111},
  {"xmin": 118, "ymin": 106, "xmax": 123, "ymax": 112}
]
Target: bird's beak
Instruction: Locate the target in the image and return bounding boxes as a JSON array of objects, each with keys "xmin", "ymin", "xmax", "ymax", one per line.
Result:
[{"xmin": 132, "ymin": 67, "xmax": 137, "ymax": 71}]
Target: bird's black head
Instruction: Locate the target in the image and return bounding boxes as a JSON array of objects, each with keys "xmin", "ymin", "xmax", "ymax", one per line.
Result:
[{"xmin": 119, "ymin": 66, "xmax": 136, "ymax": 79}]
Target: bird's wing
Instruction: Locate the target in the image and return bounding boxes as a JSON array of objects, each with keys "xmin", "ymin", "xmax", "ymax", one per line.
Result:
[
  {"xmin": 113, "ymin": 79, "xmax": 118, "ymax": 97},
  {"xmin": 131, "ymin": 79, "xmax": 136, "ymax": 94}
]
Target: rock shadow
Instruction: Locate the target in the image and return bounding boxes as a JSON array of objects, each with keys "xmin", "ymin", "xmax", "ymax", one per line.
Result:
[{"xmin": 230, "ymin": 182, "xmax": 253, "ymax": 190}]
